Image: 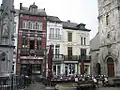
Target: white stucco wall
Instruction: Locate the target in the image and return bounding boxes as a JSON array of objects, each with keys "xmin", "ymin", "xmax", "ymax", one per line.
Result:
[
  {"xmin": 62, "ymin": 28, "xmax": 90, "ymax": 56},
  {"xmin": 46, "ymin": 21, "xmax": 64, "ymax": 54}
]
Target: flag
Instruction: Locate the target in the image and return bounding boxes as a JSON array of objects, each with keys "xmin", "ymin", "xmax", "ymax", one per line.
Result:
[
  {"xmin": 80, "ymin": 59, "xmax": 84, "ymax": 74},
  {"xmin": 48, "ymin": 45, "xmax": 53, "ymax": 81}
]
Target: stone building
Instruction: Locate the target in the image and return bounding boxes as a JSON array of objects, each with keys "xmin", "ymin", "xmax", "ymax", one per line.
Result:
[
  {"xmin": 91, "ymin": 0, "xmax": 120, "ymax": 77},
  {"xmin": 90, "ymin": 33, "xmax": 100, "ymax": 75}
]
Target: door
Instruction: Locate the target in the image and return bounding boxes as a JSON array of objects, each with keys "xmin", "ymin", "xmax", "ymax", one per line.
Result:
[
  {"xmin": 107, "ymin": 58, "xmax": 114, "ymax": 77},
  {"xmin": 96, "ymin": 63, "xmax": 101, "ymax": 75}
]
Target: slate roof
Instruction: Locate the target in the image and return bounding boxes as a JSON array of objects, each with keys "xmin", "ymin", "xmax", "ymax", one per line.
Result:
[
  {"xmin": 47, "ymin": 16, "xmax": 62, "ymax": 23},
  {"xmin": 20, "ymin": 6, "xmax": 47, "ymax": 16},
  {"xmin": 62, "ymin": 21, "xmax": 91, "ymax": 31}
]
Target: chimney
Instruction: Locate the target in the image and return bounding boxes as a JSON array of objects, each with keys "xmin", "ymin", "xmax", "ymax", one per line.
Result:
[
  {"xmin": 20, "ymin": 3, "xmax": 22, "ymax": 10},
  {"xmin": 67, "ymin": 20, "xmax": 70, "ymax": 22},
  {"xmin": 44, "ymin": 8, "xmax": 45, "ymax": 11}
]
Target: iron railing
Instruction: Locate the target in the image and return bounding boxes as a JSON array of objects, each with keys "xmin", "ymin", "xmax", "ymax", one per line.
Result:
[
  {"xmin": 64, "ymin": 55, "xmax": 91, "ymax": 61},
  {"xmin": 52, "ymin": 54, "xmax": 64, "ymax": 61},
  {"xmin": 49, "ymin": 34, "xmax": 61, "ymax": 40},
  {"xmin": 64, "ymin": 55, "xmax": 80, "ymax": 61},
  {"xmin": 0, "ymin": 74, "xmax": 23, "ymax": 90}
]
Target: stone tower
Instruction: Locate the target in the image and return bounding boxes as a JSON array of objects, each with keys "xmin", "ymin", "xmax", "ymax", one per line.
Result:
[
  {"xmin": 98, "ymin": 0, "xmax": 120, "ymax": 76},
  {"xmin": 0, "ymin": 0, "xmax": 15, "ymax": 78}
]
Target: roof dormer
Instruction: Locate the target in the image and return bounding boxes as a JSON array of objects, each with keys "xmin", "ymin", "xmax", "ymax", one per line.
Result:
[
  {"xmin": 29, "ymin": 2, "xmax": 38, "ymax": 14},
  {"xmin": 77, "ymin": 23, "xmax": 86, "ymax": 29}
]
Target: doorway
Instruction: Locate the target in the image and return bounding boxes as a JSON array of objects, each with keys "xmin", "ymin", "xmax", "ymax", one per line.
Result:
[
  {"xmin": 96, "ymin": 63, "xmax": 101, "ymax": 75},
  {"xmin": 107, "ymin": 58, "xmax": 115, "ymax": 77}
]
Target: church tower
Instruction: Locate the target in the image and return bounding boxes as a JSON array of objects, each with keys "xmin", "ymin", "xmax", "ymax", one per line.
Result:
[
  {"xmin": 0, "ymin": 0, "xmax": 15, "ymax": 86},
  {"xmin": 98, "ymin": 0, "xmax": 120, "ymax": 76}
]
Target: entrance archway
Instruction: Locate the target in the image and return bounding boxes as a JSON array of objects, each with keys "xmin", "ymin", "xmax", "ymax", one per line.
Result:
[
  {"xmin": 107, "ymin": 58, "xmax": 114, "ymax": 77},
  {"xmin": 96, "ymin": 63, "xmax": 101, "ymax": 75}
]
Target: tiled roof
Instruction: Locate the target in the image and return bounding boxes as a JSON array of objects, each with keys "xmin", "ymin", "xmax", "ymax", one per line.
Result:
[
  {"xmin": 62, "ymin": 21, "xmax": 91, "ymax": 31},
  {"xmin": 47, "ymin": 16, "xmax": 61, "ymax": 23}
]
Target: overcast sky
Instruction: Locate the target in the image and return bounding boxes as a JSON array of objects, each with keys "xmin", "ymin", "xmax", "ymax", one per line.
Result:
[{"xmin": 0, "ymin": 0, "xmax": 98, "ymax": 40}]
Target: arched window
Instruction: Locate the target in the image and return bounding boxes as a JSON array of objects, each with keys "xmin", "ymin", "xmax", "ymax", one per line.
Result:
[
  {"xmin": 38, "ymin": 22, "xmax": 42, "ymax": 31},
  {"xmin": 33, "ymin": 22, "xmax": 36, "ymax": 30},
  {"xmin": 29, "ymin": 21, "xmax": 33, "ymax": 30}
]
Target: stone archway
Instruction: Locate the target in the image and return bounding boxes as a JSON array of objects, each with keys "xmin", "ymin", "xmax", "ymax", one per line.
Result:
[
  {"xmin": 107, "ymin": 58, "xmax": 115, "ymax": 77},
  {"xmin": 96, "ymin": 63, "xmax": 101, "ymax": 75}
]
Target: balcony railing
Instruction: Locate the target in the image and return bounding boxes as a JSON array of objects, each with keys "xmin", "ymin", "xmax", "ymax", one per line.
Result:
[
  {"xmin": 52, "ymin": 54, "xmax": 64, "ymax": 61},
  {"xmin": 20, "ymin": 48, "xmax": 46, "ymax": 56},
  {"xmin": 64, "ymin": 55, "xmax": 80, "ymax": 61},
  {"xmin": 79, "ymin": 55, "xmax": 91, "ymax": 60},
  {"xmin": 64, "ymin": 55, "xmax": 91, "ymax": 61},
  {"xmin": 36, "ymin": 49, "xmax": 45, "ymax": 56},
  {"xmin": 20, "ymin": 48, "xmax": 29, "ymax": 56},
  {"xmin": 49, "ymin": 34, "xmax": 61, "ymax": 40}
]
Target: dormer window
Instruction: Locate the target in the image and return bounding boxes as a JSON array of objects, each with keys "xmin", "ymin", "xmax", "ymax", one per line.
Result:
[
  {"xmin": 29, "ymin": 2, "xmax": 38, "ymax": 14},
  {"xmin": 77, "ymin": 23, "xmax": 86, "ymax": 29}
]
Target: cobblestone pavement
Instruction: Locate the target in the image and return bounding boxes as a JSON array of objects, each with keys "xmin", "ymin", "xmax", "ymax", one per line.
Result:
[
  {"xmin": 96, "ymin": 87, "xmax": 120, "ymax": 90},
  {"xmin": 19, "ymin": 82, "xmax": 45, "ymax": 90},
  {"xmin": 19, "ymin": 82, "xmax": 120, "ymax": 90}
]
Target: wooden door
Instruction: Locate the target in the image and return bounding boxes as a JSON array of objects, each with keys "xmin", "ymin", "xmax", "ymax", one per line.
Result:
[{"xmin": 107, "ymin": 58, "xmax": 114, "ymax": 77}]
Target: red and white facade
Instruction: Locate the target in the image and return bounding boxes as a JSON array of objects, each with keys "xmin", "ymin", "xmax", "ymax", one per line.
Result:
[{"xmin": 16, "ymin": 3, "xmax": 47, "ymax": 75}]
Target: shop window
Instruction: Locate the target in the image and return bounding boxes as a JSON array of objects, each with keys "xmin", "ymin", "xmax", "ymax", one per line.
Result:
[{"xmin": 30, "ymin": 40, "xmax": 34, "ymax": 49}]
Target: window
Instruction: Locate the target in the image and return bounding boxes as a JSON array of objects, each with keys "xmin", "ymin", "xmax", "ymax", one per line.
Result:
[
  {"xmin": 38, "ymin": 22, "xmax": 42, "ymax": 31},
  {"xmin": 68, "ymin": 47, "xmax": 72, "ymax": 59},
  {"xmin": 81, "ymin": 37, "xmax": 83, "ymax": 45},
  {"xmin": 22, "ymin": 21, "xmax": 28, "ymax": 29},
  {"xmin": 55, "ymin": 45, "xmax": 60, "ymax": 55},
  {"xmin": 49, "ymin": 28, "xmax": 54, "ymax": 39},
  {"xmin": 68, "ymin": 32, "xmax": 72, "ymax": 42},
  {"xmin": 107, "ymin": 33, "xmax": 110, "ymax": 38},
  {"xmin": 81, "ymin": 48, "xmax": 86, "ymax": 59},
  {"xmin": 22, "ymin": 36, "xmax": 28, "ymax": 48},
  {"xmin": 57, "ymin": 65, "xmax": 61, "ymax": 75},
  {"xmin": 22, "ymin": 21, "xmax": 25, "ymax": 28},
  {"xmin": 53, "ymin": 65, "xmax": 56, "ymax": 75},
  {"xmin": 33, "ymin": 22, "xmax": 36, "ymax": 30},
  {"xmin": 55, "ymin": 45, "xmax": 60, "ymax": 58},
  {"xmin": 29, "ymin": 21, "xmax": 33, "ymax": 29},
  {"xmin": 106, "ymin": 14, "xmax": 109, "ymax": 25},
  {"xmin": 84, "ymin": 37, "xmax": 86, "ymax": 45},
  {"xmin": 84, "ymin": 65, "xmax": 88, "ymax": 74},
  {"xmin": 37, "ymin": 40, "xmax": 42, "ymax": 49},
  {"xmin": 55, "ymin": 28, "xmax": 60, "ymax": 39},
  {"xmin": 32, "ymin": 64, "xmax": 41, "ymax": 74},
  {"xmin": 30, "ymin": 40, "xmax": 34, "ymax": 49},
  {"xmin": 12, "ymin": 65, "xmax": 14, "ymax": 72}
]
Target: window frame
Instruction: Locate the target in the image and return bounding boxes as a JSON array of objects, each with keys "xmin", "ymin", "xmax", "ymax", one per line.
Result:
[{"xmin": 68, "ymin": 32, "xmax": 72, "ymax": 42}]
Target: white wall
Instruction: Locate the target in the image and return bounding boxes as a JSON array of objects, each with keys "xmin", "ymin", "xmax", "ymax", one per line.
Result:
[
  {"xmin": 62, "ymin": 28, "xmax": 90, "ymax": 56},
  {"xmin": 47, "ymin": 21, "xmax": 64, "ymax": 54}
]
